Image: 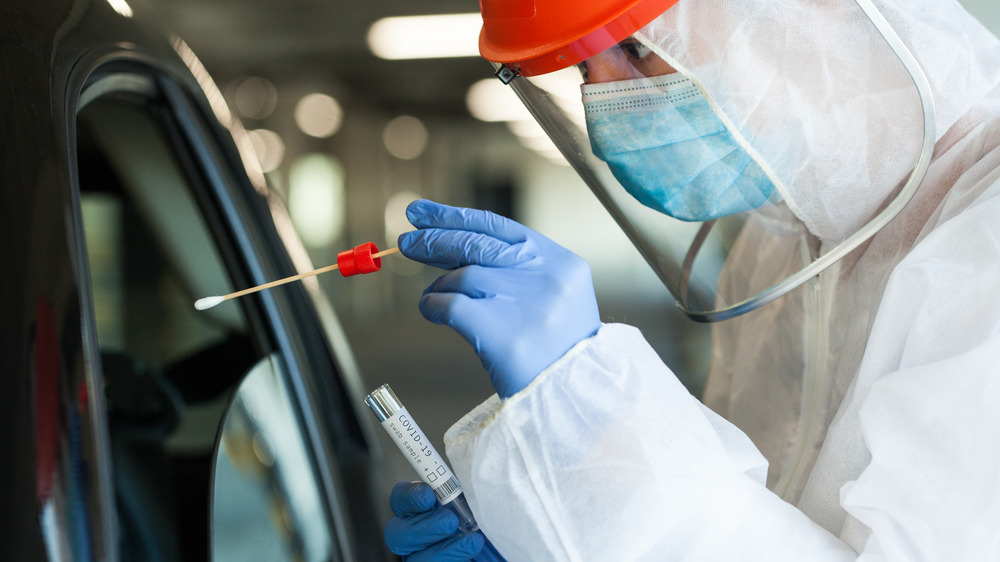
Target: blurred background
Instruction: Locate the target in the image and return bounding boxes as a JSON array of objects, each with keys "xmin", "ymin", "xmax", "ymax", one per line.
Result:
[{"xmin": 130, "ymin": 0, "xmax": 1000, "ymax": 499}]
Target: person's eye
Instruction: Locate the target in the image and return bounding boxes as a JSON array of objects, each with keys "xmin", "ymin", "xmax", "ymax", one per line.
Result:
[{"xmin": 621, "ymin": 41, "xmax": 653, "ymax": 61}]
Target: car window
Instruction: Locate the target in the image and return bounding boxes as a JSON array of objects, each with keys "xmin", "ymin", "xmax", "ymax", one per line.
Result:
[{"xmin": 74, "ymin": 72, "xmax": 336, "ymax": 561}]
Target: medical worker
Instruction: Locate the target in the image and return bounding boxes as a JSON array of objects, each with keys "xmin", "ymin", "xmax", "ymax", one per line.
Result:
[{"xmin": 384, "ymin": 0, "xmax": 1000, "ymax": 559}]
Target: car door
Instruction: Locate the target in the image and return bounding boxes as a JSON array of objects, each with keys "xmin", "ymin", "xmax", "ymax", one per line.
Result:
[{"xmin": 70, "ymin": 50, "xmax": 389, "ymax": 562}]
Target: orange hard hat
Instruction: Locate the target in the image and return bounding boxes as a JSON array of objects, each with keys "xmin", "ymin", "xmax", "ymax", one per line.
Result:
[{"xmin": 479, "ymin": 0, "xmax": 680, "ymax": 77}]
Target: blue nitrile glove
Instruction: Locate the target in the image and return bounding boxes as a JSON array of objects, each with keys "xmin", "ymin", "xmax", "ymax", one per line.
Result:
[
  {"xmin": 384, "ymin": 481, "xmax": 505, "ymax": 561},
  {"xmin": 398, "ymin": 199, "xmax": 601, "ymax": 398}
]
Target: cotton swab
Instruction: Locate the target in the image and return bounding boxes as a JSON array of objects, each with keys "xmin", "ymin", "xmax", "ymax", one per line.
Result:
[{"xmin": 194, "ymin": 243, "xmax": 400, "ymax": 311}]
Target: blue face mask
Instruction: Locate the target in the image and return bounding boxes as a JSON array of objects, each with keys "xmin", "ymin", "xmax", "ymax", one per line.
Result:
[{"xmin": 583, "ymin": 74, "xmax": 778, "ymax": 222}]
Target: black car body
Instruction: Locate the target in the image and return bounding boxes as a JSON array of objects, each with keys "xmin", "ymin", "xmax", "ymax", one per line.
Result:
[{"xmin": 1, "ymin": 1, "xmax": 391, "ymax": 560}]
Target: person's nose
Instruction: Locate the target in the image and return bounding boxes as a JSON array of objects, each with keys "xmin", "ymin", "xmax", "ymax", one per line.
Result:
[{"xmin": 582, "ymin": 50, "xmax": 631, "ymax": 84}]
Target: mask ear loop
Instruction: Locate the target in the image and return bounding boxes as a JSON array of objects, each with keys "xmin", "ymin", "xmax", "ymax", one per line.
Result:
[{"xmin": 635, "ymin": 0, "xmax": 937, "ymax": 321}]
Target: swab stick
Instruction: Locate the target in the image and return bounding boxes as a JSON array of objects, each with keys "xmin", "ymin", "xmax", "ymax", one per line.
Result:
[{"xmin": 195, "ymin": 244, "xmax": 400, "ymax": 310}]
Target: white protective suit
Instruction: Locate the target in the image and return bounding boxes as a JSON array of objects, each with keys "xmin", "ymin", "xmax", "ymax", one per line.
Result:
[{"xmin": 444, "ymin": 1, "xmax": 1000, "ymax": 560}]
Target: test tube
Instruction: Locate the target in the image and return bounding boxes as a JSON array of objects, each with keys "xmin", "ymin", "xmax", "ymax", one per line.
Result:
[{"xmin": 365, "ymin": 384, "xmax": 479, "ymax": 534}]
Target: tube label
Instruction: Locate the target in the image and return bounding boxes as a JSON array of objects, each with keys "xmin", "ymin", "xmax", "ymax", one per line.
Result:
[{"xmin": 380, "ymin": 407, "xmax": 462, "ymax": 504}]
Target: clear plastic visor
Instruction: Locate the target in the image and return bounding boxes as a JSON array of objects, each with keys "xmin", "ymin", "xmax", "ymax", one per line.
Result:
[{"xmin": 497, "ymin": 3, "xmax": 934, "ymax": 322}]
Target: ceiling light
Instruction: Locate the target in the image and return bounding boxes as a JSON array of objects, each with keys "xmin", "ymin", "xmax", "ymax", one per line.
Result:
[
  {"xmin": 383, "ymin": 116, "xmax": 428, "ymax": 160},
  {"xmin": 295, "ymin": 93, "xmax": 343, "ymax": 138},
  {"xmin": 234, "ymin": 76, "xmax": 278, "ymax": 120},
  {"xmin": 507, "ymin": 119, "xmax": 548, "ymax": 139},
  {"xmin": 246, "ymin": 129, "xmax": 285, "ymax": 173},
  {"xmin": 368, "ymin": 14, "xmax": 481, "ymax": 60},
  {"xmin": 385, "ymin": 191, "xmax": 421, "ymax": 243},
  {"xmin": 288, "ymin": 154, "xmax": 345, "ymax": 248},
  {"xmin": 466, "ymin": 79, "xmax": 531, "ymax": 122}
]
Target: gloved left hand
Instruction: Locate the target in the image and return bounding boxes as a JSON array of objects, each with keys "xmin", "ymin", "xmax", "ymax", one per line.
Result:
[
  {"xmin": 398, "ymin": 199, "xmax": 601, "ymax": 398},
  {"xmin": 383, "ymin": 481, "xmax": 505, "ymax": 561}
]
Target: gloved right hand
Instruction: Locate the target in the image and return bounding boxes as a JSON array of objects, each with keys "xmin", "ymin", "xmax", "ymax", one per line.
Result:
[
  {"xmin": 384, "ymin": 481, "xmax": 503, "ymax": 561},
  {"xmin": 398, "ymin": 199, "xmax": 601, "ymax": 398}
]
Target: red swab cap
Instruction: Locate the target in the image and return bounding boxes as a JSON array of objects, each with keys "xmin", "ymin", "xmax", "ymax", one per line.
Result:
[{"xmin": 337, "ymin": 242, "xmax": 382, "ymax": 276}]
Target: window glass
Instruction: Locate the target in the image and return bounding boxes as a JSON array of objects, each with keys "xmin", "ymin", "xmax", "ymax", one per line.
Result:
[
  {"xmin": 213, "ymin": 354, "xmax": 332, "ymax": 561},
  {"xmin": 77, "ymin": 90, "xmax": 263, "ymax": 561}
]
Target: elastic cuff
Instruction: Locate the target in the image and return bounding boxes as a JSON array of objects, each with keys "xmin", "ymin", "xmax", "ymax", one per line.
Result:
[{"xmin": 444, "ymin": 324, "xmax": 613, "ymax": 448}]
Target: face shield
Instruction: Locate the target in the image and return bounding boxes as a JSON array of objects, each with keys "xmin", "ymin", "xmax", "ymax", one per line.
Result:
[{"xmin": 480, "ymin": 0, "xmax": 935, "ymax": 321}]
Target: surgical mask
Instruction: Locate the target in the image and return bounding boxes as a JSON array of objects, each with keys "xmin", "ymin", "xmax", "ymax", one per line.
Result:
[{"xmin": 583, "ymin": 74, "xmax": 778, "ymax": 222}]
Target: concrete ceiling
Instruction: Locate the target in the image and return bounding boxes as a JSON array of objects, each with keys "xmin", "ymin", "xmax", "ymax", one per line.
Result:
[{"xmin": 145, "ymin": 0, "xmax": 494, "ymax": 119}]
